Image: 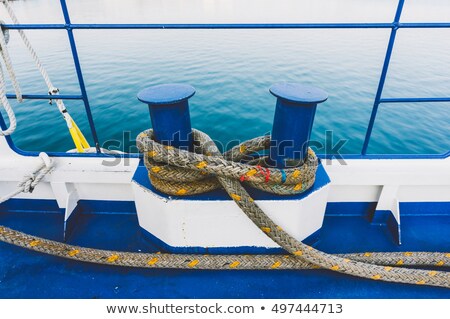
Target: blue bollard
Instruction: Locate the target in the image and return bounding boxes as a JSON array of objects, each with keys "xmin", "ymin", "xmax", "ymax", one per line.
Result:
[
  {"xmin": 137, "ymin": 83, "xmax": 195, "ymax": 150},
  {"xmin": 269, "ymin": 82, "xmax": 328, "ymax": 168}
]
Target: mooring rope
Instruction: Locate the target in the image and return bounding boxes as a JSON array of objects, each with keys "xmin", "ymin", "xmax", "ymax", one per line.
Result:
[
  {"xmin": 1, "ymin": 0, "xmax": 63, "ymax": 107},
  {"xmin": 0, "ymin": 131, "xmax": 448, "ymax": 288},
  {"xmin": 0, "ymin": 130, "xmax": 450, "ymax": 288},
  {"xmin": 0, "ymin": 225, "xmax": 448, "ymax": 272},
  {"xmin": 142, "ymin": 131, "xmax": 317, "ymax": 196},
  {"xmin": 0, "ymin": 0, "xmax": 90, "ymax": 151},
  {"xmin": 0, "ymin": 15, "xmax": 21, "ymax": 136},
  {"xmin": 135, "ymin": 129, "xmax": 450, "ymax": 288},
  {"xmin": 0, "ymin": 62, "xmax": 17, "ymax": 136},
  {"xmin": 0, "ymin": 0, "xmax": 447, "ymax": 287},
  {"xmin": 0, "ymin": 152, "xmax": 53, "ymax": 203}
]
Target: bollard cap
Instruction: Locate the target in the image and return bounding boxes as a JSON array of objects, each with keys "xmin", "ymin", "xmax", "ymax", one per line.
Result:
[
  {"xmin": 269, "ymin": 82, "xmax": 328, "ymax": 104},
  {"xmin": 137, "ymin": 83, "xmax": 195, "ymax": 105}
]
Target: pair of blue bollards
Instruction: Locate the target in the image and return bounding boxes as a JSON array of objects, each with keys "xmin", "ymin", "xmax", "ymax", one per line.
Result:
[{"xmin": 137, "ymin": 83, "xmax": 327, "ymax": 168}]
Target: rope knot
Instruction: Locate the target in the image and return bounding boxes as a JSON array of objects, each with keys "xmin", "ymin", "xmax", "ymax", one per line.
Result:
[
  {"xmin": 136, "ymin": 129, "xmax": 318, "ymax": 196},
  {"xmin": 20, "ymin": 173, "xmax": 36, "ymax": 193},
  {"xmin": 1, "ymin": 153, "xmax": 53, "ymax": 201},
  {"xmin": 48, "ymin": 87, "xmax": 59, "ymax": 105}
]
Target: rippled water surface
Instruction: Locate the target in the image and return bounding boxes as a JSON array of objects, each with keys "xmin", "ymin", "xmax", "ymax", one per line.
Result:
[{"xmin": 0, "ymin": 0, "xmax": 449, "ymax": 154}]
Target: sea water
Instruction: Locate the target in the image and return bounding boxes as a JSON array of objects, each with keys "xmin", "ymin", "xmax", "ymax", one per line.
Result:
[{"xmin": 0, "ymin": 0, "xmax": 449, "ymax": 155}]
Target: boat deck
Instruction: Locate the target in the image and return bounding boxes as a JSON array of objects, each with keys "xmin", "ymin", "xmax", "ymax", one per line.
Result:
[{"xmin": 0, "ymin": 200, "xmax": 449, "ymax": 298}]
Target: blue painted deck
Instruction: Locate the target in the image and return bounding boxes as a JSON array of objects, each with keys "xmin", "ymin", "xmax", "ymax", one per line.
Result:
[{"xmin": 0, "ymin": 200, "xmax": 449, "ymax": 298}]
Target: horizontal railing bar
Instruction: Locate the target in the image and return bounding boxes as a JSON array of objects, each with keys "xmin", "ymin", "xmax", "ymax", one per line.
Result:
[
  {"xmin": 69, "ymin": 23, "xmax": 393, "ymax": 29},
  {"xmin": 2, "ymin": 24, "xmax": 65, "ymax": 29},
  {"xmin": 380, "ymin": 97, "xmax": 450, "ymax": 103},
  {"xmin": 2, "ymin": 22, "xmax": 450, "ymax": 30},
  {"xmin": 321, "ymin": 151, "xmax": 450, "ymax": 160},
  {"xmin": 399, "ymin": 22, "xmax": 450, "ymax": 28},
  {"xmin": 0, "ymin": 23, "xmax": 393, "ymax": 29},
  {"xmin": 6, "ymin": 149, "xmax": 450, "ymax": 160},
  {"xmin": 6, "ymin": 94, "xmax": 84, "ymax": 100}
]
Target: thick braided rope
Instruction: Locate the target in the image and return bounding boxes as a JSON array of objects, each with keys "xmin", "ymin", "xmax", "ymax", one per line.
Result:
[
  {"xmin": 140, "ymin": 131, "xmax": 317, "ymax": 196},
  {"xmin": 136, "ymin": 129, "xmax": 450, "ymax": 288},
  {"xmin": 0, "ymin": 63, "xmax": 16, "ymax": 136},
  {"xmin": 0, "ymin": 134, "xmax": 447, "ymax": 288},
  {"xmin": 0, "ymin": 225, "xmax": 449, "ymax": 272},
  {"xmin": 0, "ymin": 19, "xmax": 22, "ymax": 102},
  {"xmin": 2, "ymin": 0, "xmax": 54, "ymax": 94},
  {"xmin": 1, "ymin": 0, "xmax": 74, "ymax": 130},
  {"xmin": 0, "ymin": 13, "xmax": 21, "ymax": 136},
  {"xmin": 0, "ymin": 151, "xmax": 447, "ymax": 271}
]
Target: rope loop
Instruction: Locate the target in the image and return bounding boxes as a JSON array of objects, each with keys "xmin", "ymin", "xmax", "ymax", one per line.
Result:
[
  {"xmin": 0, "ymin": 153, "xmax": 53, "ymax": 203},
  {"xmin": 0, "ymin": 0, "xmax": 447, "ymax": 289},
  {"xmin": 39, "ymin": 152, "xmax": 52, "ymax": 169},
  {"xmin": 134, "ymin": 128, "xmax": 450, "ymax": 288},
  {"xmin": 136, "ymin": 129, "xmax": 318, "ymax": 196},
  {"xmin": 20, "ymin": 175, "xmax": 34, "ymax": 193},
  {"xmin": 0, "ymin": 133, "xmax": 447, "ymax": 288}
]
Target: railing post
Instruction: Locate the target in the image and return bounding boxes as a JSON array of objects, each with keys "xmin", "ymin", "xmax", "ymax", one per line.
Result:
[
  {"xmin": 137, "ymin": 84, "xmax": 195, "ymax": 150},
  {"xmin": 361, "ymin": 0, "xmax": 405, "ymax": 155},
  {"xmin": 59, "ymin": 0, "xmax": 101, "ymax": 153},
  {"xmin": 269, "ymin": 82, "xmax": 328, "ymax": 168}
]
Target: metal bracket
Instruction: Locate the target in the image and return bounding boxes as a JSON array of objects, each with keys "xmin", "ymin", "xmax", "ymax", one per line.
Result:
[
  {"xmin": 371, "ymin": 185, "xmax": 401, "ymax": 245},
  {"xmin": 50, "ymin": 182, "xmax": 80, "ymax": 241}
]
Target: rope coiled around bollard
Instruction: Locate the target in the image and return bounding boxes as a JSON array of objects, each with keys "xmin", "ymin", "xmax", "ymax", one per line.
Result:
[
  {"xmin": 139, "ymin": 129, "xmax": 318, "ymax": 196},
  {"xmin": 135, "ymin": 129, "xmax": 450, "ymax": 288},
  {"xmin": 0, "ymin": 131, "xmax": 448, "ymax": 288}
]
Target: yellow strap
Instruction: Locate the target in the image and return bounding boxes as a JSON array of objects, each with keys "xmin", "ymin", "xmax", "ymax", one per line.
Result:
[
  {"xmin": 68, "ymin": 119, "xmax": 90, "ymax": 153},
  {"xmin": 69, "ymin": 126, "xmax": 84, "ymax": 153},
  {"xmin": 71, "ymin": 119, "xmax": 90, "ymax": 149}
]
